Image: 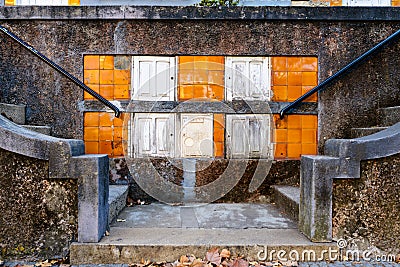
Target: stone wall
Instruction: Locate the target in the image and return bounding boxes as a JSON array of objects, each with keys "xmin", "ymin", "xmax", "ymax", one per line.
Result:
[
  {"xmin": 0, "ymin": 148, "xmax": 78, "ymax": 261},
  {"xmin": 332, "ymin": 153, "xmax": 400, "ymax": 256}
]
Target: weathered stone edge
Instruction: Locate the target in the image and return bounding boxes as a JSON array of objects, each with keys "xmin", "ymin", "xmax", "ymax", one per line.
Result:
[{"xmin": 0, "ymin": 6, "xmax": 400, "ymax": 21}]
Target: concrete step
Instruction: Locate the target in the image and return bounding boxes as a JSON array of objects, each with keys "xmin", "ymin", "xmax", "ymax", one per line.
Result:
[
  {"xmin": 378, "ymin": 106, "xmax": 400, "ymax": 126},
  {"xmin": 271, "ymin": 185, "xmax": 300, "ymax": 222},
  {"xmin": 0, "ymin": 103, "xmax": 26, "ymax": 125},
  {"xmin": 21, "ymin": 125, "xmax": 52, "ymax": 135},
  {"xmin": 70, "ymin": 203, "xmax": 335, "ymax": 264},
  {"xmin": 108, "ymin": 185, "xmax": 129, "ymax": 225},
  {"xmin": 350, "ymin": 126, "xmax": 388, "ymax": 138}
]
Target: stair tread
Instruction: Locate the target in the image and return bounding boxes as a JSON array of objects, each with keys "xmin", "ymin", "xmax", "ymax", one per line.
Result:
[
  {"xmin": 272, "ymin": 185, "xmax": 300, "ymax": 205},
  {"xmin": 108, "ymin": 185, "xmax": 129, "ymax": 225}
]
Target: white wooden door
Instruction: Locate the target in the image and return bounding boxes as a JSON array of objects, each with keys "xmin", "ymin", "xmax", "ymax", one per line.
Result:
[
  {"xmin": 132, "ymin": 56, "xmax": 176, "ymax": 101},
  {"xmin": 133, "ymin": 113, "xmax": 175, "ymax": 157},
  {"xmin": 226, "ymin": 114, "xmax": 272, "ymax": 159},
  {"xmin": 180, "ymin": 114, "xmax": 213, "ymax": 158},
  {"xmin": 225, "ymin": 57, "xmax": 272, "ymax": 101},
  {"xmin": 17, "ymin": 0, "xmax": 68, "ymax": 4},
  {"xmin": 342, "ymin": 0, "xmax": 390, "ymax": 5}
]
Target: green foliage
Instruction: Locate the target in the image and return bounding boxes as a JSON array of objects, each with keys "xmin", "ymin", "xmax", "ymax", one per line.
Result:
[{"xmin": 197, "ymin": 0, "xmax": 240, "ymax": 7}]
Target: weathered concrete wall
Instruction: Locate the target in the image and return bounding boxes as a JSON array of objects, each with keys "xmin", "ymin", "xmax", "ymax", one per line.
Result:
[
  {"xmin": 332, "ymin": 153, "xmax": 400, "ymax": 255},
  {"xmin": 0, "ymin": 148, "xmax": 78, "ymax": 261}
]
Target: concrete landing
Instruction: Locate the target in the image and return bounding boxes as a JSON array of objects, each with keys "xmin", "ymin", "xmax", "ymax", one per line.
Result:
[{"xmin": 70, "ymin": 203, "xmax": 336, "ymax": 264}]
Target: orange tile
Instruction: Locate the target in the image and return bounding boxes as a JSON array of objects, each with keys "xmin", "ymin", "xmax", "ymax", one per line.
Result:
[
  {"xmin": 68, "ymin": 0, "xmax": 80, "ymax": 5},
  {"xmin": 84, "ymin": 84, "xmax": 100, "ymax": 100},
  {"xmin": 302, "ymin": 144, "xmax": 317, "ymax": 155},
  {"xmin": 302, "ymin": 129, "xmax": 317, "ymax": 144},
  {"xmin": 114, "ymin": 127, "xmax": 123, "ymax": 142},
  {"xmin": 193, "ymin": 70, "xmax": 208, "ymax": 84},
  {"xmin": 272, "ymin": 86, "xmax": 288, "ymax": 102},
  {"xmin": 193, "ymin": 84, "xmax": 208, "ymax": 99},
  {"xmin": 288, "ymin": 57, "xmax": 303, "ymax": 71},
  {"xmin": 100, "ymin": 56, "xmax": 114, "ymax": 70},
  {"xmin": 287, "ymin": 72, "xmax": 302, "ymax": 86},
  {"xmin": 100, "ymin": 70, "xmax": 114, "ymax": 85},
  {"xmin": 208, "ymin": 56, "xmax": 225, "ymax": 64},
  {"xmin": 99, "ymin": 112, "xmax": 114, "ymax": 127},
  {"xmin": 302, "ymin": 86, "xmax": 318, "ymax": 102},
  {"xmin": 393, "ymin": 0, "xmax": 400, "ymax": 5},
  {"xmin": 273, "ymin": 72, "xmax": 287, "ymax": 86},
  {"xmin": 114, "ymin": 70, "xmax": 130, "ymax": 85},
  {"xmin": 84, "ymin": 112, "xmax": 99, "ymax": 127},
  {"xmin": 84, "ymin": 127, "xmax": 99, "ymax": 141},
  {"xmin": 302, "ymin": 115, "xmax": 318, "ymax": 129},
  {"xmin": 214, "ymin": 128, "xmax": 225, "ymax": 142},
  {"xmin": 274, "ymin": 129, "xmax": 288, "ymax": 143},
  {"xmin": 302, "ymin": 72, "xmax": 318, "ymax": 86},
  {"xmin": 179, "ymin": 56, "xmax": 194, "ymax": 64},
  {"xmin": 287, "ymin": 143, "xmax": 302, "ymax": 159},
  {"xmin": 287, "ymin": 86, "xmax": 302, "ymax": 101},
  {"xmin": 99, "ymin": 127, "xmax": 113, "ymax": 141},
  {"xmin": 214, "ymin": 114, "xmax": 225, "ymax": 126},
  {"xmin": 194, "ymin": 59, "xmax": 208, "ymax": 70},
  {"xmin": 84, "ymin": 55, "xmax": 100, "ymax": 70},
  {"xmin": 114, "ymin": 85, "xmax": 130, "ymax": 99},
  {"xmin": 302, "ymin": 57, "xmax": 318, "ymax": 71},
  {"xmin": 214, "ymin": 142, "xmax": 224, "ymax": 158},
  {"xmin": 288, "ymin": 129, "xmax": 301, "ymax": 143},
  {"xmin": 178, "ymin": 85, "xmax": 194, "ymax": 100},
  {"xmin": 209, "ymin": 85, "xmax": 224, "ymax": 100},
  {"xmin": 113, "ymin": 141, "xmax": 125, "ymax": 157},
  {"xmin": 100, "ymin": 85, "xmax": 114, "ymax": 99},
  {"xmin": 84, "ymin": 70, "xmax": 100, "ymax": 85},
  {"xmin": 287, "ymin": 115, "xmax": 302, "ymax": 129},
  {"xmin": 272, "ymin": 57, "xmax": 287, "ymax": 71},
  {"xmin": 5, "ymin": 0, "xmax": 15, "ymax": 5},
  {"xmin": 274, "ymin": 114, "xmax": 288, "ymax": 129},
  {"xmin": 208, "ymin": 70, "xmax": 224, "ymax": 86},
  {"xmin": 85, "ymin": 141, "xmax": 98, "ymax": 154},
  {"xmin": 274, "ymin": 143, "xmax": 287, "ymax": 159},
  {"xmin": 330, "ymin": 0, "xmax": 342, "ymax": 5},
  {"xmin": 99, "ymin": 141, "xmax": 113, "ymax": 156},
  {"xmin": 179, "ymin": 69, "xmax": 194, "ymax": 84},
  {"xmin": 114, "ymin": 115, "xmax": 126, "ymax": 127}
]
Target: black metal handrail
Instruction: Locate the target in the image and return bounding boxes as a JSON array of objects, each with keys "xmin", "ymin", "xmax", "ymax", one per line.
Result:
[
  {"xmin": 279, "ymin": 28, "xmax": 400, "ymax": 119},
  {"xmin": 0, "ymin": 25, "xmax": 121, "ymax": 118}
]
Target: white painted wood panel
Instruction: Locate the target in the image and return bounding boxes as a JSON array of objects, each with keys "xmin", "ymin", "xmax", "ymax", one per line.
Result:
[{"xmin": 180, "ymin": 114, "xmax": 213, "ymax": 158}]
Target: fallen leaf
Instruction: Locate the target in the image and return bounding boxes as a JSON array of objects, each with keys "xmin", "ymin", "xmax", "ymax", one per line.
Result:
[
  {"xmin": 206, "ymin": 248, "xmax": 221, "ymax": 265},
  {"xmin": 220, "ymin": 249, "xmax": 230, "ymax": 259},
  {"xmin": 229, "ymin": 258, "xmax": 248, "ymax": 267},
  {"xmin": 180, "ymin": 255, "xmax": 189, "ymax": 264},
  {"xmin": 190, "ymin": 259, "xmax": 204, "ymax": 267}
]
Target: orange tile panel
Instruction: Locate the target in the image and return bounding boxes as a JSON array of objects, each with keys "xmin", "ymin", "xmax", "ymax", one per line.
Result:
[
  {"xmin": 84, "ymin": 127, "xmax": 99, "ymax": 141},
  {"xmin": 100, "ymin": 85, "xmax": 114, "ymax": 99},
  {"xmin": 84, "ymin": 70, "xmax": 100, "ymax": 85},
  {"xmin": 68, "ymin": 0, "xmax": 80, "ymax": 5},
  {"xmin": 302, "ymin": 129, "xmax": 317, "ymax": 144},
  {"xmin": 302, "ymin": 86, "xmax": 318, "ymax": 102},
  {"xmin": 100, "ymin": 56, "xmax": 114, "ymax": 70},
  {"xmin": 208, "ymin": 70, "xmax": 224, "ymax": 86},
  {"xmin": 85, "ymin": 141, "xmax": 98, "ymax": 154},
  {"xmin": 330, "ymin": 0, "xmax": 342, "ymax": 5},
  {"xmin": 84, "ymin": 112, "xmax": 99, "ymax": 127},
  {"xmin": 302, "ymin": 115, "xmax": 318, "ymax": 129},
  {"xmin": 207, "ymin": 60, "xmax": 225, "ymax": 71},
  {"xmin": 274, "ymin": 114, "xmax": 288, "ymax": 129},
  {"xmin": 208, "ymin": 56, "xmax": 225, "ymax": 64},
  {"xmin": 272, "ymin": 72, "xmax": 288, "ymax": 86},
  {"xmin": 99, "ymin": 112, "xmax": 114, "ymax": 127},
  {"xmin": 274, "ymin": 129, "xmax": 288, "ymax": 143},
  {"xmin": 178, "ymin": 85, "xmax": 194, "ymax": 100},
  {"xmin": 214, "ymin": 128, "xmax": 225, "ymax": 142},
  {"xmin": 84, "ymin": 55, "xmax": 100, "ymax": 70},
  {"xmin": 287, "ymin": 115, "xmax": 302, "ymax": 129},
  {"xmin": 287, "ymin": 129, "xmax": 302, "ymax": 143},
  {"xmin": 179, "ymin": 56, "xmax": 195, "ymax": 64},
  {"xmin": 209, "ymin": 85, "xmax": 224, "ymax": 100},
  {"xmin": 114, "ymin": 70, "xmax": 130, "ymax": 85},
  {"xmin": 274, "ymin": 143, "xmax": 287, "ymax": 159},
  {"xmin": 272, "ymin": 86, "xmax": 288, "ymax": 102},
  {"xmin": 214, "ymin": 142, "xmax": 224, "ymax": 158},
  {"xmin": 393, "ymin": 0, "xmax": 400, "ymax": 5},
  {"xmin": 99, "ymin": 127, "xmax": 113, "ymax": 141},
  {"xmin": 287, "ymin": 143, "xmax": 302, "ymax": 158},
  {"xmin": 287, "ymin": 86, "xmax": 302, "ymax": 101},
  {"xmin": 287, "ymin": 71, "xmax": 302, "ymax": 86},
  {"xmin": 113, "ymin": 141, "xmax": 125, "ymax": 157},
  {"xmin": 100, "ymin": 70, "xmax": 114, "ymax": 85},
  {"xmin": 302, "ymin": 57, "xmax": 318, "ymax": 71},
  {"xmin": 179, "ymin": 69, "xmax": 194, "ymax": 84},
  {"xmin": 113, "ymin": 113, "xmax": 126, "ymax": 127},
  {"xmin": 114, "ymin": 127, "xmax": 124, "ymax": 142},
  {"xmin": 193, "ymin": 70, "xmax": 209, "ymax": 84},
  {"xmin": 302, "ymin": 144, "xmax": 317, "ymax": 155},
  {"xmin": 84, "ymin": 84, "xmax": 100, "ymax": 100},
  {"xmin": 302, "ymin": 72, "xmax": 318, "ymax": 86},
  {"xmin": 272, "ymin": 57, "xmax": 287, "ymax": 71},
  {"xmin": 288, "ymin": 57, "xmax": 303, "ymax": 71},
  {"xmin": 194, "ymin": 60, "xmax": 208, "ymax": 70},
  {"xmin": 99, "ymin": 141, "xmax": 113, "ymax": 156},
  {"xmin": 114, "ymin": 85, "xmax": 130, "ymax": 99},
  {"xmin": 214, "ymin": 114, "xmax": 225, "ymax": 126},
  {"xmin": 193, "ymin": 84, "xmax": 208, "ymax": 99}
]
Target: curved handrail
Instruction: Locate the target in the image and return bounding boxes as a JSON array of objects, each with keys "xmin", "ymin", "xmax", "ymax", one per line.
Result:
[
  {"xmin": 279, "ymin": 28, "xmax": 400, "ymax": 119},
  {"xmin": 0, "ymin": 25, "xmax": 121, "ymax": 118}
]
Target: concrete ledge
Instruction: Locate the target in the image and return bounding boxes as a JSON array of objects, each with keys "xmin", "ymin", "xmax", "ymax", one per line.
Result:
[
  {"xmin": 108, "ymin": 185, "xmax": 129, "ymax": 225},
  {"xmin": 378, "ymin": 105, "xmax": 400, "ymax": 127},
  {"xmin": 22, "ymin": 125, "xmax": 51, "ymax": 135},
  {"xmin": 1, "ymin": 6, "xmax": 400, "ymax": 21},
  {"xmin": 0, "ymin": 103, "xmax": 25, "ymax": 124}
]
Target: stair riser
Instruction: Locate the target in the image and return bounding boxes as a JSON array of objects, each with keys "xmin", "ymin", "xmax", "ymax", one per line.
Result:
[{"xmin": 378, "ymin": 107, "xmax": 400, "ymax": 127}]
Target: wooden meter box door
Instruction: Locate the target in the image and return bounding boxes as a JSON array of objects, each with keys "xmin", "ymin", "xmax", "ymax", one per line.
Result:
[
  {"xmin": 225, "ymin": 57, "xmax": 272, "ymax": 101},
  {"xmin": 179, "ymin": 114, "xmax": 214, "ymax": 158},
  {"xmin": 226, "ymin": 114, "xmax": 272, "ymax": 159},
  {"xmin": 132, "ymin": 56, "xmax": 176, "ymax": 101},
  {"xmin": 132, "ymin": 113, "xmax": 176, "ymax": 158}
]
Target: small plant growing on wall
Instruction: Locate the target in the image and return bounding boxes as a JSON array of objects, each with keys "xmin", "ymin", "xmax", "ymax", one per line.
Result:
[{"xmin": 198, "ymin": 0, "xmax": 240, "ymax": 6}]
